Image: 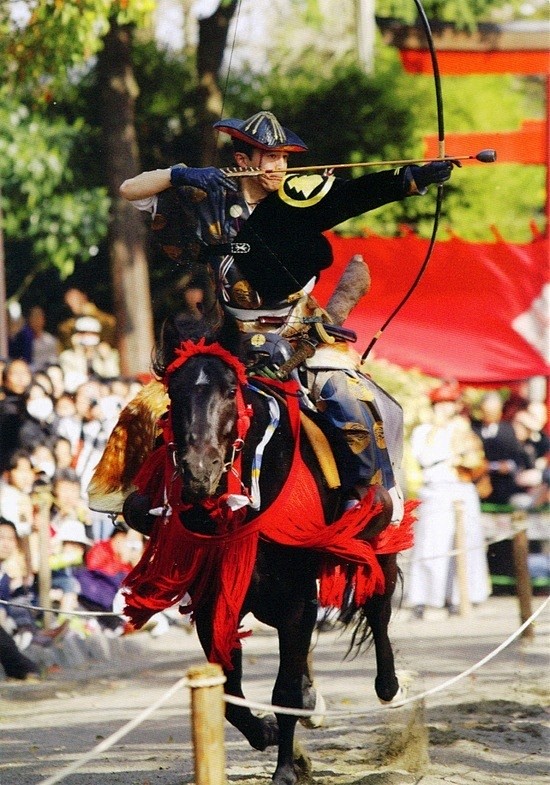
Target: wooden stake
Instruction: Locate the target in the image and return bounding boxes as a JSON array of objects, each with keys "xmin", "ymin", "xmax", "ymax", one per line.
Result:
[
  {"xmin": 187, "ymin": 663, "xmax": 227, "ymax": 785},
  {"xmin": 453, "ymin": 500, "xmax": 472, "ymax": 616},
  {"xmin": 511, "ymin": 517, "xmax": 534, "ymax": 640},
  {"xmin": 36, "ymin": 499, "xmax": 53, "ymax": 629}
]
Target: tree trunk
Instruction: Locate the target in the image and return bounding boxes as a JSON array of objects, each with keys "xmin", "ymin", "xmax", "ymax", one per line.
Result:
[
  {"xmin": 97, "ymin": 20, "xmax": 154, "ymax": 376},
  {"xmin": 196, "ymin": 1, "xmax": 238, "ymax": 166},
  {"xmin": 0, "ymin": 183, "xmax": 7, "ymax": 357}
]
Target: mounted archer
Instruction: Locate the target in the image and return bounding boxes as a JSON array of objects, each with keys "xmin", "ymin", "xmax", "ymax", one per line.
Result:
[{"xmin": 108, "ymin": 110, "xmax": 458, "ymax": 521}]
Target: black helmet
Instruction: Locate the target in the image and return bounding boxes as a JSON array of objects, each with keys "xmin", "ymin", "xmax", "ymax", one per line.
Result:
[{"xmin": 213, "ymin": 111, "xmax": 307, "ymax": 153}]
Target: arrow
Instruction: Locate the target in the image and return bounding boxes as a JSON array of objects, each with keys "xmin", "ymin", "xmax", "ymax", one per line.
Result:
[{"xmin": 222, "ymin": 149, "xmax": 497, "ymax": 177}]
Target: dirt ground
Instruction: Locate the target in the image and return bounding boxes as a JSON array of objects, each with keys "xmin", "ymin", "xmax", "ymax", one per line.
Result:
[
  {"xmin": 1, "ymin": 595, "xmax": 548, "ymax": 785},
  {"xmin": 223, "ymin": 594, "xmax": 550, "ymax": 785}
]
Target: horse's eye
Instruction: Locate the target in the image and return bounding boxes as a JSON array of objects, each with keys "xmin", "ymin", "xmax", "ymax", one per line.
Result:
[{"xmin": 226, "ymin": 387, "xmax": 237, "ymax": 399}]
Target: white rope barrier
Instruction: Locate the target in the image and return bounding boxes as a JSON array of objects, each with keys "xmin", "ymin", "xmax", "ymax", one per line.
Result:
[
  {"xmin": 0, "ymin": 598, "xmax": 121, "ymax": 617},
  {"xmin": 224, "ymin": 595, "xmax": 549, "ymax": 717},
  {"xmin": 31, "ymin": 595, "xmax": 549, "ymax": 785},
  {"xmin": 399, "ymin": 521, "xmax": 532, "ymax": 564},
  {"xmin": 36, "ymin": 675, "xmax": 190, "ymax": 785}
]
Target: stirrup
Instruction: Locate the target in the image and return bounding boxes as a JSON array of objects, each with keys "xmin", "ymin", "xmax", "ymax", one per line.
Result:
[{"xmin": 389, "ymin": 483, "xmax": 404, "ymax": 525}]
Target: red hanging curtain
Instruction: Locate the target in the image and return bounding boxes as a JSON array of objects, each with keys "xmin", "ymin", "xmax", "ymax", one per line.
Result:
[{"xmin": 314, "ymin": 232, "xmax": 550, "ymax": 384}]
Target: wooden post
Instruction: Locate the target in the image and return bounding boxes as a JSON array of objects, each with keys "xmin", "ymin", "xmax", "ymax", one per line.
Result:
[
  {"xmin": 36, "ymin": 494, "xmax": 53, "ymax": 629},
  {"xmin": 187, "ymin": 662, "xmax": 227, "ymax": 785},
  {"xmin": 453, "ymin": 500, "xmax": 472, "ymax": 616},
  {"xmin": 511, "ymin": 516, "xmax": 534, "ymax": 640}
]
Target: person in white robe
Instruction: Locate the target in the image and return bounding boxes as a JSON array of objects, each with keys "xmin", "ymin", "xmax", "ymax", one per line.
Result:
[{"xmin": 406, "ymin": 381, "xmax": 491, "ymax": 617}]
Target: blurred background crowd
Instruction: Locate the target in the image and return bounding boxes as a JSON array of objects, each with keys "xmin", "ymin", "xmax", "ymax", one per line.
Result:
[{"xmin": 0, "ymin": 288, "xmax": 156, "ymax": 678}]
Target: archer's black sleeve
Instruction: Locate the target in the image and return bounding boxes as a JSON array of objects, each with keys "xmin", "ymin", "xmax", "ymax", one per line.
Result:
[{"xmin": 278, "ymin": 167, "xmax": 411, "ymax": 232}]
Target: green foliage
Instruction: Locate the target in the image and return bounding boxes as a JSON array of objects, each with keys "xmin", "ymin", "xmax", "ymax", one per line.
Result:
[
  {"xmin": 0, "ymin": 0, "xmax": 154, "ymax": 101},
  {"xmin": 376, "ymin": 0, "xmax": 525, "ymax": 29},
  {"xmin": 130, "ymin": 41, "xmax": 204, "ymax": 169},
  {"xmin": 339, "ymin": 71, "xmax": 547, "ymax": 240},
  {"xmin": 441, "ymin": 165, "xmax": 545, "ymax": 241},
  {"xmin": 0, "ymin": 100, "xmax": 110, "ymax": 280},
  {"xmin": 0, "ymin": 0, "xmax": 153, "ymax": 296},
  {"xmin": 222, "ymin": 54, "xmax": 419, "ymax": 169},
  {"xmin": 407, "ymin": 72, "xmax": 543, "ymax": 131}
]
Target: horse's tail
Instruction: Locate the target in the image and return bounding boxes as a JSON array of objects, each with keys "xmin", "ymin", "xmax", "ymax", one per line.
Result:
[
  {"xmin": 331, "ymin": 498, "xmax": 417, "ymax": 658},
  {"xmin": 87, "ymin": 380, "xmax": 169, "ymax": 513},
  {"xmin": 335, "ymin": 560, "xmax": 404, "ymax": 659}
]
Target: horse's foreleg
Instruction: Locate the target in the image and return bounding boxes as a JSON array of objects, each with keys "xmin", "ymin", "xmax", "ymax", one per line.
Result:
[
  {"xmin": 271, "ymin": 595, "xmax": 317, "ymax": 785},
  {"xmin": 225, "ymin": 647, "xmax": 279, "ymax": 751},
  {"xmin": 194, "ymin": 609, "xmax": 278, "ymax": 751},
  {"xmin": 363, "ymin": 553, "xmax": 400, "ymax": 703}
]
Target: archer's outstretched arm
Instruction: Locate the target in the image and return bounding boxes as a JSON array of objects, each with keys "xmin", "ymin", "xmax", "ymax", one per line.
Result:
[
  {"xmin": 120, "ymin": 165, "xmax": 236, "ymax": 201},
  {"xmin": 120, "ymin": 168, "xmax": 172, "ymax": 200}
]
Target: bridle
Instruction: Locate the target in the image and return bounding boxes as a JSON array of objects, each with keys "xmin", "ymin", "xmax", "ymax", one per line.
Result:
[{"xmin": 163, "ymin": 340, "xmax": 253, "ymax": 500}]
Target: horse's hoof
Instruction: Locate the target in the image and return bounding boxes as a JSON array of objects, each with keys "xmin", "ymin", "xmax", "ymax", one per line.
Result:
[
  {"xmin": 272, "ymin": 742, "xmax": 313, "ymax": 785},
  {"xmin": 378, "ymin": 684, "xmax": 405, "ymax": 705},
  {"xmin": 299, "ymin": 689, "xmax": 326, "ymax": 728},
  {"xmin": 376, "ymin": 669, "xmax": 415, "ymax": 705},
  {"xmin": 374, "ymin": 673, "xmax": 400, "ymax": 704},
  {"xmin": 272, "ymin": 767, "xmax": 298, "ymax": 785},
  {"xmin": 249, "ymin": 714, "xmax": 279, "ymax": 751}
]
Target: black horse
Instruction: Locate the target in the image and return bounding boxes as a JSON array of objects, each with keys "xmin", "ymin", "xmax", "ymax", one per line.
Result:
[{"xmin": 122, "ymin": 318, "xmax": 410, "ymax": 785}]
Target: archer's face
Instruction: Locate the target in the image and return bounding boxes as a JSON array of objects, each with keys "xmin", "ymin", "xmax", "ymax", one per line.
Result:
[{"xmin": 235, "ymin": 149, "xmax": 289, "ymax": 193}]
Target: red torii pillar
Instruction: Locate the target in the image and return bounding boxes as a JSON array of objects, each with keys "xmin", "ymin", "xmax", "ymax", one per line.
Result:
[{"xmin": 379, "ymin": 20, "xmax": 550, "ymax": 235}]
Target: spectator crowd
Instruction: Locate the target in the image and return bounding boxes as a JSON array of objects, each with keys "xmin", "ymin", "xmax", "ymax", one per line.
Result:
[
  {"xmin": 1, "ymin": 290, "xmax": 147, "ymax": 680},
  {"xmin": 1, "ymin": 289, "xmax": 548, "ymax": 679}
]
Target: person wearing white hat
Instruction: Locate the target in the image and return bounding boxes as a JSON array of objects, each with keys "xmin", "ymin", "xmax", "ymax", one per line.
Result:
[
  {"xmin": 406, "ymin": 383, "xmax": 490, "ymax": 618},
  {"xmin": 49, "ymin": 519, "xmax": 91, "ymax": 616},
  {"xmin": 59, "ymin": 315, "xmax": 120, "ymax": 393},
  {"xmin": 58, "ymin": 288, "xmax": 117, "ymax": 350},
  {"xmin": 57, "ymin": 519, "xmax": 92, "ymax": 547}
]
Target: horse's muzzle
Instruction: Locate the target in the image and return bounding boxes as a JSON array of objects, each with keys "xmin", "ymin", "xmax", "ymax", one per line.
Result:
[{"xmin": 178, "ymin": 450, "xmax": 225, "ymax": 501}]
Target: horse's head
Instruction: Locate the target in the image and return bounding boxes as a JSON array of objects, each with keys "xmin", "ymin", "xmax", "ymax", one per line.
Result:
[{"xmin": 167, "ymin": 350, "xmax": 240, "ymax": 501}]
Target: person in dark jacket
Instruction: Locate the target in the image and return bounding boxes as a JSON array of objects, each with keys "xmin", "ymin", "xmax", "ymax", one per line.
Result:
[
  {"xmin": 0, "ymin": 359, "xmax": 33, "ymax": 473},
  {"xmin": 118, "ymin": 111, "xmax": 458, "ymax": 520},
  {"xmin": 472, "ymin": 391, "xmax": 534, "ymax": 586}
]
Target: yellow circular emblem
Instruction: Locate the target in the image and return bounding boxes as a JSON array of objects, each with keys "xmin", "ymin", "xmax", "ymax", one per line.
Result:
[{"xmin": 251, "ymin": 334, "xmax": 266, "ymax": 347}]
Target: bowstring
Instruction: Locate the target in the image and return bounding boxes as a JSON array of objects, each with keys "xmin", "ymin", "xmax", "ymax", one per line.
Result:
[
  {"xmin": 192, "ymin": 0, "xmax": 243, "ymax": 323},
  {"xmin": 216, "ymin": 0, "xmax": 243, "ymax": 166},
  {"xmin": 361, "ymin": 0, "xmax": 445, "ymax": 361},
  {"xmin": 212, "ymin": 0, "xmax": 314, "ymax": 302}
]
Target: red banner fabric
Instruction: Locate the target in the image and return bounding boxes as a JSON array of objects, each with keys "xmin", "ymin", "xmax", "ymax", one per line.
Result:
[
  {"xmin": 400, "ymin": 50, "xmax": 550, "ymax": 75},
  {"xmin": 423, "ymin": 120, "xmax": 548, "ymax": 166},
  {"xmin": 313, "ymin": 232, "xmax": 550, "ymax": 384}
]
